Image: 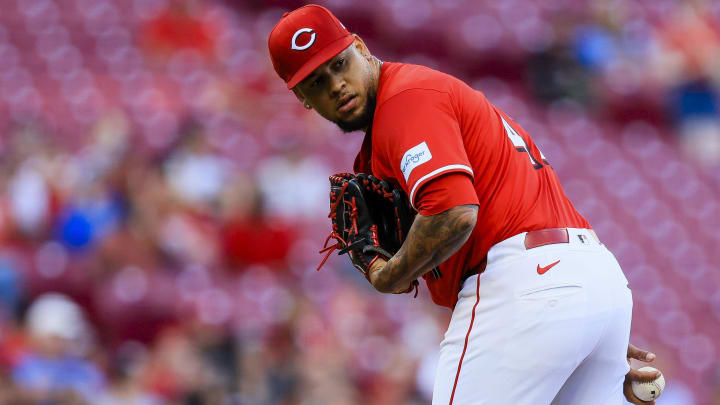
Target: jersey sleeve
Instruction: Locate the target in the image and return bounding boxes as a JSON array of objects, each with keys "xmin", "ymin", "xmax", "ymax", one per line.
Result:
[
  {"xmin": 415, "ymin": 172, "xmax": 479, "ymax": 216},
  {"xmin": 373, "ymin": 88, "xmax": 474, "ymax": 208}
]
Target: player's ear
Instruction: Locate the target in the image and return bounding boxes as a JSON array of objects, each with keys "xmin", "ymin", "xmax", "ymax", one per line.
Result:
[
  {"xmin": 292, "ymin": 88, "xmax": 312, "ymax": 110},
  {"xmin": 352, "ymin": 34, "xmax": 371, "ymax": 62}
]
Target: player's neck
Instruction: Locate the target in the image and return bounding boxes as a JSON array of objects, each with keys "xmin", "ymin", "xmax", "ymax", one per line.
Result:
[
  {"xmin": 361, "ymin": 56, "xmax": 383, "ymax": 133},
  {"xmin": 371, "ymin": 56, "xmax": 383, "ymax": 92}
]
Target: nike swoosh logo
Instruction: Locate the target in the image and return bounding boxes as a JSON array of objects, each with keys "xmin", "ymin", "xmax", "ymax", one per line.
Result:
[{"xmin": 537, "ymin": 260, "xmax": 560, "ymax": 275}]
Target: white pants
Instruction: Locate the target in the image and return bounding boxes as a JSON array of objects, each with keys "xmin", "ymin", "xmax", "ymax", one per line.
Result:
[{"xmin": 432, "ymin": 228, "xmax": 633, "ymax": 405}]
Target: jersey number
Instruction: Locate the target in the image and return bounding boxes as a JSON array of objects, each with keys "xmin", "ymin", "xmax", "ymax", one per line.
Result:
[{"xmin": 501, "ymin": 116, "xmax": 548, "ymax": 169}]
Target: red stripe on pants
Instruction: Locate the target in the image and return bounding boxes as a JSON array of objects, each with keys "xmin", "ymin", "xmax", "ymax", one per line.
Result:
[{"xmin": 449, "ymin": 273, "xmax": 481, "ymax": 405}]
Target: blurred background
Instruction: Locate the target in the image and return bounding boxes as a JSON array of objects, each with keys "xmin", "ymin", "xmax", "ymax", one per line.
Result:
[{"xmin": 0, "ymin": 0, "xmax": 718, "ymax": 404}]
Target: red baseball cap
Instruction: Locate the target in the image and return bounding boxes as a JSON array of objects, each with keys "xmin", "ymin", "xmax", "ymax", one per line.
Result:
[{"xmin": 268, "ymin": 4, "xmax": 355, "ymax": 89}]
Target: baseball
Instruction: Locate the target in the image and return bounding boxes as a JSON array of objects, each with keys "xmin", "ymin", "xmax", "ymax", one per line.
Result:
[{"xmin": 631, "ymin": 367, "xmax": 665, "ymax": 401}]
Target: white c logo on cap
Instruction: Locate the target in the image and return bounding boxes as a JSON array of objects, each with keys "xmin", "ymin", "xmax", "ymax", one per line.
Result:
[{"xmin": 291, "ymin": 28, "xmax": 316, "ymax": 51}]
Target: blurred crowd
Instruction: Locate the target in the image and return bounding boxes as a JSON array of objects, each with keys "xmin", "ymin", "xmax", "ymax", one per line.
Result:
[
  {"xmin": 0, "ymin": 0, "xmax": 718, "ymax": 404},
  {"xmin": 0, "ymin": 117, "xmax": 449, "ymax": 405},
  {"xmin": 524, "ymin": 0, "xmax": 720, "ymax": 165}
]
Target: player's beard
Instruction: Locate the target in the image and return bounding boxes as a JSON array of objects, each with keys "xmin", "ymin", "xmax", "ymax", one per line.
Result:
[{"xmin": 335, "ymin": 86, "xmax": 377, "ymax": 133}]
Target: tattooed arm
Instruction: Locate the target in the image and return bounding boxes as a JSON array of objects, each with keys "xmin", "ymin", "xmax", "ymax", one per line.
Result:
[{"xmin": 369, "ymin": 204, "xmax": 478, "ymax": 293}]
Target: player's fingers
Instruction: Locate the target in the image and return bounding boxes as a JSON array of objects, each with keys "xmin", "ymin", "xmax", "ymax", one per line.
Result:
[
  {"xmin": 623, "ymin": 379, "xmax": 655, "ymax": 405},
  {"xmin": 627, "ymin": 343, "xmax": 656, "ymax": 362},
  {"xmin": 626, "ymin": 367, "xmax": 662, "ymax": 382}
]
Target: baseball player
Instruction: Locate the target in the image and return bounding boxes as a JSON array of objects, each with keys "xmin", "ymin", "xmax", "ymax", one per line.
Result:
[{"xmin": 268, "ymin": 5, "xmax": 661, "ymax": 404}]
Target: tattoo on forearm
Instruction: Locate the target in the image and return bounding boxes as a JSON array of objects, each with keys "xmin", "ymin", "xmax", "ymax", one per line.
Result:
[{"xmin": 373, "ymin": 204, "xmax": 477, "ymax": 292}]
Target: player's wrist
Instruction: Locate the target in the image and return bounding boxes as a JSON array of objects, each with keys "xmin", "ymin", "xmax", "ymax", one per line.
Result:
[
  {"xmin": 369, "ymin": 256, "xmax": 410, "ymax": 293},
  {"xmin": 368, "ymin": 257, "xmax": 391, "ymax": 292}
]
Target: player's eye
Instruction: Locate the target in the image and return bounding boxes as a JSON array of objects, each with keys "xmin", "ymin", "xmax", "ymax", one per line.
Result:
[
  {"xmin": 335, "ymin": 58, "xmax": 345, "ymax": 69},
  {"xmin": 310, "ymin": 76, "xmax": 323, "ymax": 88}
]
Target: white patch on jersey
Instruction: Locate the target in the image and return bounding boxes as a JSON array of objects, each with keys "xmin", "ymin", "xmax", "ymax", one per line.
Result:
[{"xmin": 400, "ymin": 141, "xmax": 432, "ymax": 181}]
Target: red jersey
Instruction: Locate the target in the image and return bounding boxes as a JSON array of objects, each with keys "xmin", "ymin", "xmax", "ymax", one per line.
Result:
[{"xmin": 354, "ymin": 62, "xmax": 590, "ymax": 308}]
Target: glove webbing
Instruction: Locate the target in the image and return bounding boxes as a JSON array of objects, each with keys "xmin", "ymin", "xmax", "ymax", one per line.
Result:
[{"xmin": 317, "ymin": 175, "xmax": 351, "ymax": 271}]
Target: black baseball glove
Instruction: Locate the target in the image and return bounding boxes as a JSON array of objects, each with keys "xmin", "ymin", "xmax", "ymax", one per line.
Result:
[{"xmin": 317, "ymin": 173, "xmax": 419, "ymax": 295}]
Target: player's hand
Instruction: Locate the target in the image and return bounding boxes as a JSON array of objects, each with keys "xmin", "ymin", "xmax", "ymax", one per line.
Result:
[
  {"xmin": 623, "ymin": 343, "xmax": 660, "ymax": 405},
  {"xmin": 368, "ymin": 258, "xmax": 414, "ymax": 293},
  {"xmin": 368, "ymin": 257, "xmax": 387, "ymax": 282}
]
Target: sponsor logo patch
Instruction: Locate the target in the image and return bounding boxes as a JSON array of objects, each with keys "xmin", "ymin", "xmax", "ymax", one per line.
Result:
[{"xmin": 400, "ymin": 141, "xmax": 432, "ymax": 181}]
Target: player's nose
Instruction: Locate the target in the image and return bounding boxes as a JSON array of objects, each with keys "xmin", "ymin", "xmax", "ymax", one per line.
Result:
[{"xmin": 328, "ymin": 73, "xmax": 346, "ymax": 98}]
